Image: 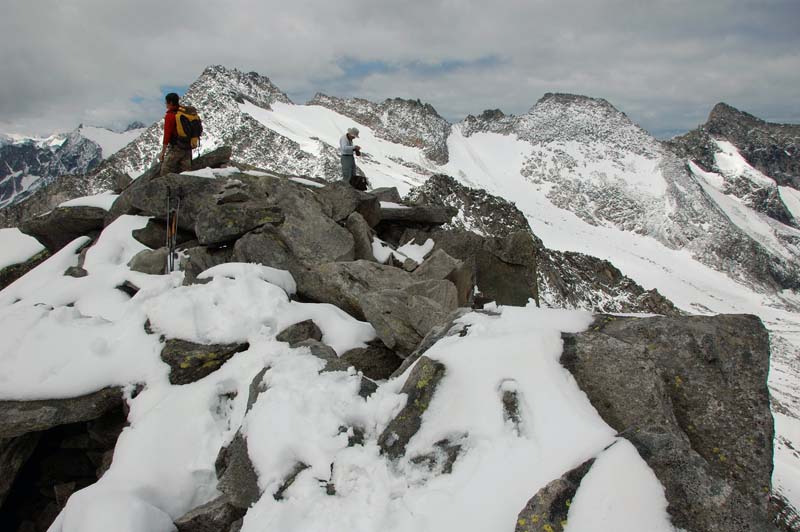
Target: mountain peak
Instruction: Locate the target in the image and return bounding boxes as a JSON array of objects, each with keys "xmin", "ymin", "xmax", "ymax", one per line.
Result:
[
  {"xmin": 538, "ymin": 92, "xmax": 613, "ymax": 108},
  {"xmin": 125, "ymin": 121, "xmax": 146, "ymax": 132},
  {"xmin": 707, "ymin": 102, "xmax": 762, "ymax": 126},
  {"xmin": 188, "ymin": 65, "xmax": 292, "ymax": 109},
  {"xmin": 514, "ymin": 91, "xmax": 649, "ymax": 150}
]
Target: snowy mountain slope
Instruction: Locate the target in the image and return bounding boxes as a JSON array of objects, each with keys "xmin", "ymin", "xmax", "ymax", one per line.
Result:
[
  {"xmin": 308, "ymin": 93, "xmax": 452, "ymax": 164},
  {"xmin": 670, "ymin": 102, "xmax": 800, "ymax": 189},
  {"xmin": 0, "ymin": 129, "xmax": 102, "ymax": 209},
  {"xmin": 78, "ymin": 125, "xmax": 146, "ymax": 159},
  {"xmin": 455, "ymin": 93, "xmax": 799, "ymax": 293},
  {"xmin": 239, "ymin": 100, "xmax": 432, "ymax": 192}
]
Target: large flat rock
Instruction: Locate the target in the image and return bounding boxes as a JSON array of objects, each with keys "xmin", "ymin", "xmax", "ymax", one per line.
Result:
[{"xmin": 0, "ymin": 388, "xmax": 123, "ymax": 439}]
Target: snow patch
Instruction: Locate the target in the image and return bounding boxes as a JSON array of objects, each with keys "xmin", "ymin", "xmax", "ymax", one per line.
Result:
[
  {"xmin": 713, "ymin": 139, "xmax": 776, "ymax": 187},
  {"xmin": 59, "ymin": 191, "xmax": 119, "ymax": 210},
  {"xmin": 181, "ymin": 166, "xmax": 241, "ymax": 179},
  {"xmin": 566, "ymin": 439, "xmax": 674, "ymax": 531},
  {"xmin": 289, "ymin": 177, "xmax": 325, "ymax": 187},
  {"xmin": 0, "ymin": 228, "xmax": 45, "ymax": 270},
  {"xmin": 396, "ymin": 238, "xmax": 434, "ymax": 263},
  {"xmin": 779, "ymin": 186, "xmax": 800, "ymax": 221},
  {"xmin": 79, "ymin": 126, "xmax": 147, "ymax": 159}
]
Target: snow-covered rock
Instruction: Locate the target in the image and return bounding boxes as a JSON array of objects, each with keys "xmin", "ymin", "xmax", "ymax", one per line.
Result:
[{"xmin": 0, "ymin": 165, "xmax": 792, "ymax": 532}]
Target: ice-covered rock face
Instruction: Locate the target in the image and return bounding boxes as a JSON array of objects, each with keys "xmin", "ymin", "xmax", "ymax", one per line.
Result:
[
  {"xmin": 703, "ymin": 103, "xmax": 799, "ymax": 189},
  {"xmin": 668, "ymin": 103, "xmax": 800, "ymax": 226}
]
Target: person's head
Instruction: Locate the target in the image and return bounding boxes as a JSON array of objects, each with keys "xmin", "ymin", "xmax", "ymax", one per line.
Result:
[
  {"xmin": 347, "ymin": 127, "xmax": 359, "ymax": 139},
  {"xmin": 165, "ymin": 92, "xmax": 180, "ymax": 111}
]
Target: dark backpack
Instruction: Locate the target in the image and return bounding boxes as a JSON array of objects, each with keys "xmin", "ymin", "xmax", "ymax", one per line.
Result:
[
  {"xmin": 349, "ymin": 173, "xmax": 369, "ymax": 191},
  {"xmin": 175, "ymin": 106, "xmax": 202, "ymax": 149}
]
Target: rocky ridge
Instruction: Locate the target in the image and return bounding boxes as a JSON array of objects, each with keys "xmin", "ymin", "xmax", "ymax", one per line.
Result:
[
  {"xmin": 405, "ymin": 174, "xmax": 677, "ymax": 314},
  {"xmin": 0, "ymin": 153, "xmax": 785, "ymax": 531}
]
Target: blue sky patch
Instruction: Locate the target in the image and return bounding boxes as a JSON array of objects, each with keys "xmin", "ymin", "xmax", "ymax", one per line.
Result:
[
  {"xmin": 336, "ymin": 55, "xmax": 502, "ymax": 80},
  {"xmin": 159, "ymin": 85, "xmax": 189, "ymax": 97}
]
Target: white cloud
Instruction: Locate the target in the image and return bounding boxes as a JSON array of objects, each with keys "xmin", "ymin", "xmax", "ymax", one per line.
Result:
[{"xmin": 1, "ymin": 0, "xmax": 798, "ymax": 136}]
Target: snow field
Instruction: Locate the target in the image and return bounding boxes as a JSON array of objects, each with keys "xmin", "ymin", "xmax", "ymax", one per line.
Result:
[
  {"xmin": 79, "ymin": 125, "xmax": 148, "ymax": 159},
  {"xmin": 0, "ymin": 213, "xmax": 679, "ymax": 531},
  {"xmin": 241, "ymin": 101, "xmax": 432, "ymax": 194},
  {"xmin": 712, "ymin": 139, "xmax": 776, "ymax": 187},
  {"xmin": 239, "ymin": 307, "xmax": 676, "ymax": 532}
]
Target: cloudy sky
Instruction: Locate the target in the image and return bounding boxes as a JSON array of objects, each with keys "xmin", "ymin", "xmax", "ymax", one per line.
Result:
[{"xmin": 2, "ymin": 0, "xmax": 798, "ymax": 138}]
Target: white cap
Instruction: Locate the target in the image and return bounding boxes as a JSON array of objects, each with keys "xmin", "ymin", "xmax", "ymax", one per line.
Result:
[{"xmin": 347, "ymin": 127, "xmax": 360, "ymax": 138}]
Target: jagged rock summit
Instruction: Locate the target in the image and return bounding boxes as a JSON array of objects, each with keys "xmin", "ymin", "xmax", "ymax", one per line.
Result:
[{"xmin": 668, "ymin": 102, "xmax": 800, "ymax": 226}]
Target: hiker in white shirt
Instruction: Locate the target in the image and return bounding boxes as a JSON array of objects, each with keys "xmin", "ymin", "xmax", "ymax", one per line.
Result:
[{"xmin": 339, "ymin": 127, "xmax": 361, "ymax": 181}]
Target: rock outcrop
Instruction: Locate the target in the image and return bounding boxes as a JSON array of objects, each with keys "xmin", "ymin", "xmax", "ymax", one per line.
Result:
[
  {"xmin": 0, "ymin": 388, "xmax": 123, "ymax": 439},
  {"xmin": 0, "ymin": 249, "xmax": 50, "ymax": 290},
  {"xmin": 20, "ymin": 206, "xmax": 106, "ymax": 253},
  {"xmin": 160, "ymin": 340, "xmax": 250, "ymax": 385},
  {"xmin": 560, "ymin": 313, "xmax": 776, "ymax": 531}
]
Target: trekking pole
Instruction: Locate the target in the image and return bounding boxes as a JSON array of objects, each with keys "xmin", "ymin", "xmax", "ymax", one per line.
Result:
[
  {"xmin": 165, "ymin": 186, "xmax": 173, "ymax": 274},
  {"xmin": 171, "ymin": 187, "xmax": 183, "ymax": 271}
]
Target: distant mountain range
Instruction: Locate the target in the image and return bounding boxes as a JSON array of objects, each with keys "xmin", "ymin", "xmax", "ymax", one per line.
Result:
[
  {"xmin": 0, "ymin": 124, "xmax": 147, "ymax": 210},
  {"xmin": 2, "ymin": 65, "xmax": 798, "ymax": 296}
]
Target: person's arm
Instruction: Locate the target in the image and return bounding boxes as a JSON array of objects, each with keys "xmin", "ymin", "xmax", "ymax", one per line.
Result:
[
  {"xmin": 160, "ymin": 113, "xmax": 175, "ymax": 161},
  {"xmin": 339, "ymin": 135, "xmax": 355, "ymax": 155}
]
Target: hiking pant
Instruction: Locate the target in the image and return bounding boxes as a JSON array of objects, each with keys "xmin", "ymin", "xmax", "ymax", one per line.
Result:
[
  {"xmin": 341, "ymin": 155, "xmax": 356, "ymax": 181},
  {"xmin": 161, "ymin": 145, "xmax": 192, "ymax": 176}
]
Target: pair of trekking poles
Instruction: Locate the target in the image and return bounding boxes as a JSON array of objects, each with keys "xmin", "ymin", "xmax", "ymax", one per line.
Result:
[{"xmin": 165, "ymin": 186, "xmax": 183, "ymax": 274}]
